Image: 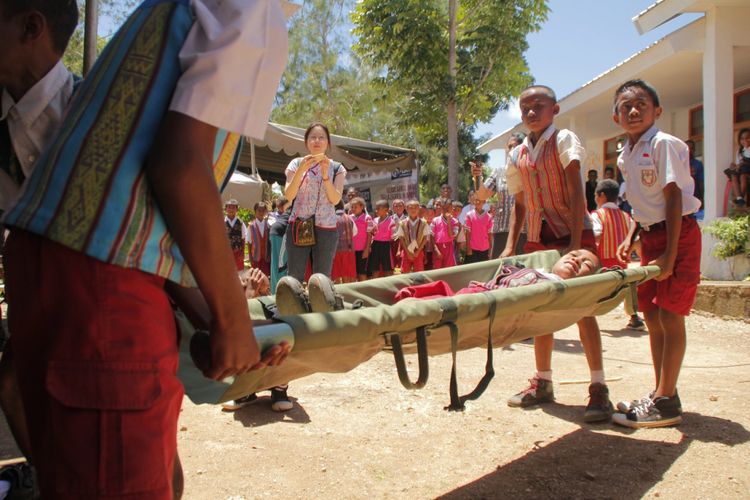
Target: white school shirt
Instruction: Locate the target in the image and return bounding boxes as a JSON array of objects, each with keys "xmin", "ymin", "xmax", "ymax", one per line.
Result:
[
  {"xmin": 617, "ymin": 126, "xmax": 701, "ymax": 226},
  {"xmin": 505, "ymin": 124, "xmax": 586, "ymax": 196},
  {"xmin": 169, "ymin": 0, "xmax": 289, "ymax": 140},
  {"xmin": 0, "ymin": 61, "xmax": 75, "ymax": 212}
]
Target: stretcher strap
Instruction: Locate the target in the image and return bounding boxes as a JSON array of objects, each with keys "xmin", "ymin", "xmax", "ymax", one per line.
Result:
[
  {"xmin": 628, "ymin": 282, "xmax": 639, "ymax": 314},
  {"xmin": 444, "ymin": 297, "xmax": 497, "ymax": 412},
  {"xmin": 390, "ymin": 327, "xmax": 429, "ymax": 389}
]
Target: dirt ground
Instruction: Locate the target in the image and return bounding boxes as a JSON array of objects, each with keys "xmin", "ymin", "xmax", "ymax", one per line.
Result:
[{"xmin": 2, "ymin": 307, "xmax": 749, "ymax": 499}]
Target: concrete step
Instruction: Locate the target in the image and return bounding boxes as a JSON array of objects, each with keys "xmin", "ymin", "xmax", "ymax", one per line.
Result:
[{"xmin": 693, "ymin": 281, "xmax": 750, "ymax": 321}]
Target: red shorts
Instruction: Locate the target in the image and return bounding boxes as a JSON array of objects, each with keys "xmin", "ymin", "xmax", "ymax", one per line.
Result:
[
  {"xmin": 523, "ymin": 224, "xmax": 597, "ymax": 254},
  {"xmin": 4, "ymin": 230, "xmax": 182, "ymax": 499},
  {"xmin": 400, "ymin": 250, "xmax": 425, "ymax": 273},
  {"xmin": 433, "ymin": 242, "xmax": 456, "ymax": 269},
  {"xmin": 232, "ymin": 248, "xmax": 244, "ymax": 270},
  {"xmin": 332, "ymin": 250, "xmax": 356, "ymax": 280},
  {"xmin": 637, "ymin": 216, "xmax": 701, "ymax": 316},
  {"xmin": 600, "ymin": 257, "xmax": 627, "ymax": 269},
  {"xmin": 251, "ymin": 258, "xmax": 271, "ymax": 277}
]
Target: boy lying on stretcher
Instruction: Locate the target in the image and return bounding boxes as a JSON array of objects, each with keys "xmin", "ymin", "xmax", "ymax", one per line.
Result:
[
  {"xmin": 250, "ymin": 249, "xmax": 601, "ymax": 315},
  {"xmin": 393, "ymin": 248, "xmax": 601, "ymax": 300}
]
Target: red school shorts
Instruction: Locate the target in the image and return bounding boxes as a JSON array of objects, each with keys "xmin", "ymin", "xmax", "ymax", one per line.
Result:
[
  {"xmin": 637, "ymin": 216, "xmax": 701, "ymax": 316},
  {"xmin": 400, "ymin": 250, "xmax": 425, "ymax": 273},
  {"xmin": 4, "ymin": 230, "xmax": 183, "ymax": 499}
]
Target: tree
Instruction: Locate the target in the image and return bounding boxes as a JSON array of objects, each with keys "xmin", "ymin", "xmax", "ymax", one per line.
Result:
[
  {"xmin": 272, "ymin": 0, "xmax": 404, "ymax": 144},
  {"xmin": 63, "ymin": 0, "xmax": 136, "ymax": 75},
  {"xmin": 352, "ymin": 0, "xmax": 548, "ymax": 195}
]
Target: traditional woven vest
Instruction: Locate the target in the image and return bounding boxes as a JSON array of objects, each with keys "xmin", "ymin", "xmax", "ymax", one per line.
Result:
[
  {"xmin": 400, "ymin": 217, "xmax": 426, "ymax": 250},
  {"xmin": 335, "ymin": 212, "xmax": 354, "ymax": 252},
  {"xmin": 516, "ymin": 131, "xmax": 576, "ymax": 243},
  {"xmin": 249, "ymin": 220, "xmax": 269, "ymax": 261},
  {"xmin": 226, "ymin": 219, "xmax": 244, "ymax": 251},
  {"xmin": 595, "ymin": 207, "xmax": 630, "ymax": 260}
]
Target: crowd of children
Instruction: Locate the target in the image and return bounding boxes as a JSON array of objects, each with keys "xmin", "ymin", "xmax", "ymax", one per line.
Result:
[{"xmin": 229, "ymin": 193, "xmax": 499, "ymax": 284}]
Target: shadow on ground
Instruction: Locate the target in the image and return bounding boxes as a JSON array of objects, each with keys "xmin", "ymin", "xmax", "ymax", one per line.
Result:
[
  {"xmin": 230, "ymin": 395, "xmax": 311, "ymax": 428},
  {"xmin": 437, "ymin": 412, "xmax": 749, "ymax": 499}
]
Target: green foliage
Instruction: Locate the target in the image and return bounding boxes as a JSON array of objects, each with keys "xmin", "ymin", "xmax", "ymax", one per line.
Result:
[
  {"xmin": 352, "ymin": 0, "xmax": 548, "ymax": 142},
  {"xmin": 703, "ymin": 214, "xmax": 749, "ymax": 259},
  {"xmin": 63, "ymin": 0, "xmax": 137, "ymax": 75},
  {"xmin": 237, "ymin": 207, "xmax": 255, "ymax": 224}
]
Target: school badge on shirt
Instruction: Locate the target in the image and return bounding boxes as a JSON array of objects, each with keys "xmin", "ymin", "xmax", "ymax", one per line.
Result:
[{"xmin": 641, "ymin": 168, "xmax": 657, "ymax": 187}]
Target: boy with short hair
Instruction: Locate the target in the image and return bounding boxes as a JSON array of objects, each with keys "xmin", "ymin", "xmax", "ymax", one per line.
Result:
[
  {"xmin": 225, "ymin": 199, "xmax": 248, "ymax": 270},
  {"xmin": 464, "ymin": 195, "xmax": 493, "ymax": 264},
  {"xmin": 396, "ymin": 199, "xmax": 430, "ymax": 272},
  {"xmin": 472, "ymin": 85, "xmax": 612, "ymax": 423},
  {"xmin": 611, "ymin": 79, "xmax": 702, "ymax": 428},
  {"xmin": 430, "ymin": 197, "xmax": 460, "ymax": 269},
  {"xmin": 248, "ymin": 201, "xmax": 271, "ymax": 276},
  {"xmin": 592, "ymin": 179, "xmax": 645, "ymax": 330}
]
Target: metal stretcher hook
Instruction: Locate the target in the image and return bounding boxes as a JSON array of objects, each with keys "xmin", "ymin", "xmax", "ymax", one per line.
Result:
[{"xmin": 388, "ymin": 327, "xmax": 430, "ymax": 390}]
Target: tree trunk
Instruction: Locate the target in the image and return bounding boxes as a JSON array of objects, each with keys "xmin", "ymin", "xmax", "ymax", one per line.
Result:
[{"xmin": 446, "ymin": 0, "xmax": 459, "ymax": 198}]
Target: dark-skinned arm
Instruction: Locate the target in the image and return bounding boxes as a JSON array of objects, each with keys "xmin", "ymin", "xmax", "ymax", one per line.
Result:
[
  {"xmin": 563, "ymin": 160, "xmax": 585, "ymax": 253},
  {"xmin": 502, "ymin": 193, "xmax": 526, "ymax": 257},
  {"xmin": 651, "ymin": 183, "xmax": 682, "ymax": 280},
  {"xmin": 147, "ymin": 112, "xmax": 288, "ymax": 380}
]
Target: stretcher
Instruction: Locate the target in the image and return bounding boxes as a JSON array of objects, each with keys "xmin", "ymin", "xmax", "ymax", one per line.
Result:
[{"xmin": 178, "ymin": 250, "xmax": 659, "ymax": 410}]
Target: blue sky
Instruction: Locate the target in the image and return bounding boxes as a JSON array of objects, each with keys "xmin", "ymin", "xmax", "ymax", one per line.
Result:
[{"xmin": 475, "ymin": 0, "xmax": 701, "ymax": 168}]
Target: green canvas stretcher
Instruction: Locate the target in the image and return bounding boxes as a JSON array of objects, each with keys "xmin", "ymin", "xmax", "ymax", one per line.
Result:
[{"xmin": 177, "ymin": 250, "xmax": 660, "ymax": 408}]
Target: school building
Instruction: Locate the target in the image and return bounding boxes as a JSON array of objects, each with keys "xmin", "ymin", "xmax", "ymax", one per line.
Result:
[{"xmin": 479, "ymin": 0, "xmax": 750, "ymax": 278}]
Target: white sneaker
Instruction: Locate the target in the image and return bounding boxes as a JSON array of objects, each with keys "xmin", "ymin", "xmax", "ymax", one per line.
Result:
[{"xmin": 221, "ymin": 393, "xmax": 258, "ymax": 411}]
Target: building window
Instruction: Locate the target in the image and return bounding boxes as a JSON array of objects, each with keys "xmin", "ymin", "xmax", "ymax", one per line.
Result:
[
  {"xmin": 735, "ymin": 89, "xmax": 750, "ymax": 126},
  {"xmin": 603, "ymin": 134, "xmax": 627, "ymax": 177},
  {"xmin": 689, "ymin": 105, "xmax": 704, "ymax": 160}
]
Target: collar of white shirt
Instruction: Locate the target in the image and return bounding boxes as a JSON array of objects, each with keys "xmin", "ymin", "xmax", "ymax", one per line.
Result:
[
  {"xmin": 524, "ymin": 124, "xmax": 556, "ymax": 149},
  {"xmin": 626, "ymin": 125, "xmax": 659, "ymax": 151},
  {"xmin": 0, "ymin": 60, "xmax": 70, "ymax": 124},
  {"xmin": 600, "ymin": 202, "xmax": 620, "ymax": 210}
]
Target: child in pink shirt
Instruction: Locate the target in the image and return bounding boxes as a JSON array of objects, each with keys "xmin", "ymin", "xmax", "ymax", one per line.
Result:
[
  {"xmin": 367, "ymin": 199, "xmax": 397, "ymax": 277},
  {"xmin": 350, "ymin": 197, "xmax": 373, "ymax": 281},
  {"xmin": 464, "ymin": 196, "xmax": 493, "ymax": 264},
  {"xmin": 430, "ymin": 197, "xmax": 460, "ymax": 269}
]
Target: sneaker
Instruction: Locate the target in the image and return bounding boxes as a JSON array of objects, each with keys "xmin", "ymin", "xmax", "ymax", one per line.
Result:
[
  {"xmin": 583, "ymin": 383, "xmax": 614, "ymax": 422},
  {"xmin": 626, "ymin": 315, "xmax": 646, "ymax": 331},
  {"xmin": 0, "ymin": 463, "xmax": 36, "ymax": 499},
  {"xmin": 612, "ymin": 394, "xmax": 683, "ymax": 428},
  {"xmin": 616, "ymin": 389, "xmax": 679, "ymax": 413},
  {"xmin": 221, "ymin": 393, "xmax": 258, "ymax": 411},
  {"xmin": 307, "ymin": 273, "xmax": 344, "ymax": 313},
  {"xmin": 507, "ymin": 376, "xmax": 554, "ymax": 408},
  {"xmin": 616, "ymin": 391, "xmax": 654, "ymax": 413},
  {"xmin": 275, "ymin": 276, "xmax": 310, "ymax": 315},
  {"xmin": 271, "ymin": 386, "xmax": 293, "ymax": 412},
  {"xmin": 735, "ymin": 197, "xmax": 746, "ymax": 207}
]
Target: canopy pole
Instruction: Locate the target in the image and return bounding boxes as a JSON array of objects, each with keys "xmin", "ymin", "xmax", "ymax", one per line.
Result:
[
  {"xmin": 250, "ymin": 139, "xmax": 257, "ymax": 176},
  {"xmin": 83, "ymin": 0, "xmax": 98, "ymax": 76}
]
